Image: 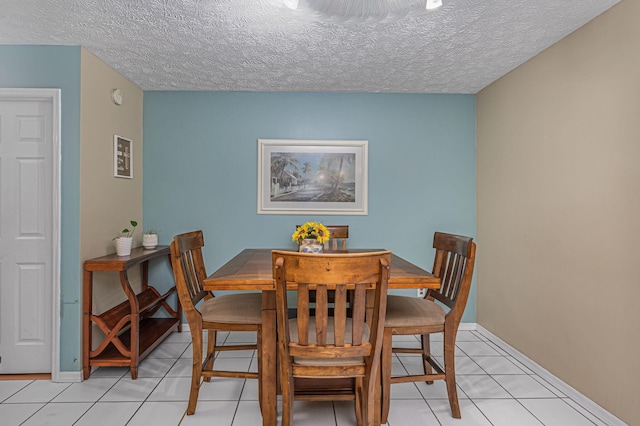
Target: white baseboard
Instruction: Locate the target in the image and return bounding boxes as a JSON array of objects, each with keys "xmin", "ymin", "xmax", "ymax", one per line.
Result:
[
  {"xmin": 52, "ymin": 370, "xmax": 82, "ymax": 383},
  {"xmin": 458, "ymin": 322, "xmax": 477, "ymax": 331},
  {"xmin": 475, "ymin": 324, "xmax": 626, "ymax": 426}
]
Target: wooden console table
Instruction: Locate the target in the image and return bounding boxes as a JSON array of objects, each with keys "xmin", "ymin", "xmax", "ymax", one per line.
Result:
[{"xmin": 83, "ymin": 246, "xmax": 181, "ymax": 380}]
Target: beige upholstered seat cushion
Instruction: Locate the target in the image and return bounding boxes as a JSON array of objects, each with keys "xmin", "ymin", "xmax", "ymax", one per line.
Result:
[
  {"xmin": 289, "ymin": 317, "xmax": 369, "ymax": 366},
  {"xmin": 200, "ymin": 293, "xmax": 262, "ymax": 324},
  {"xmin": 384, "ymin": 295, "xmax": 446, "ymax": 328}
]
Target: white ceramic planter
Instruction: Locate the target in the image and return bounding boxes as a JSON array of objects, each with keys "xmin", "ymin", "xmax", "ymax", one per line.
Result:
[
  {"xmin": 115, "ymin": 237, "xmax": 133, "ymax": 256},
  {"xmin": 143, "ymin": 233, "xmax": 158, "ymax": 250},
  {"xmin": 298, "ymin": 238, "xmax": 323, "ymax": 253}
]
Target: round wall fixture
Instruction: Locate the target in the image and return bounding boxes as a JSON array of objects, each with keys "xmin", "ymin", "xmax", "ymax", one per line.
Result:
[{"xmin": 111, "ymin": 88, "xmax": 123, "ymax": 105}]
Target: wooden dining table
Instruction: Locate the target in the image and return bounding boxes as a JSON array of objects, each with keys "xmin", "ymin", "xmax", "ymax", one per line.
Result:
[{"xmin": 203, "ymin": 248, "xmax": 440, "ymax": 426}]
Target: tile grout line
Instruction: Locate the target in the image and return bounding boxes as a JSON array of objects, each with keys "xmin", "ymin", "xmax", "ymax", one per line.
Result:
[
  {"xmin": 466, "ymin": 335, "xmax": 571, "ymax": 425},
  {"xmin": 1, "ymin": 379, "xmax": 33, "ymax": 403},
  {"xmin": 461, "ymin": 341, "xmax": 545, "ymax": 426},
  {"xmin": 70, "ymin": 374, "xmax": 126, "ymax": 425}
]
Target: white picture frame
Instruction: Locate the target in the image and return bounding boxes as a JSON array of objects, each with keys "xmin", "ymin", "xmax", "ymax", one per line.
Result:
[{"xmin": 258, "ymin": 139, "xmax": 368, "ymax": 215}]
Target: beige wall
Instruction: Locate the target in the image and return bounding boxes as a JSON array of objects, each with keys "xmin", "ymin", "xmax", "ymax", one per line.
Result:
[
  {"xmin": 80, "ymin": 48, "xmax": 144, "ymax": 321},
  {"xmin": 476, "ymin": 1, "xmax": 639, "ymax": 424}
]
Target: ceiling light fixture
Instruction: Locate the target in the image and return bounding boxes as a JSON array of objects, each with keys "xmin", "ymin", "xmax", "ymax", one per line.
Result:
[
  {"xmin": 426, "ymin": 0, "xmax": 442, "ymax": 10},
  {"xmin": 280, "ymin": 0, "xmax": 442, "ymax": 23}
]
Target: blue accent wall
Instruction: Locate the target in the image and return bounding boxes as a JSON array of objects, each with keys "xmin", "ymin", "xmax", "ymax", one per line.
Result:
[
  {"xmin": 0, "ymin": 45, "xmax": 82, "ymax": 371},
  {"xmin": 0, "ymin": 47, "xmax": 476, "ymax": 372},
  {"xmin": 143, "ymin": 91, "xmax": 478, "ymax": 321}
]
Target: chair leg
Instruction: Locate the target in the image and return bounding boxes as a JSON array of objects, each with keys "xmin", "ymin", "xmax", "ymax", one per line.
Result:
[
  {"xmin": 443, "ymin": 332, "xmax": 461, "ymax": 418},
  {"xmin": 256, "ymin": 327, "xmax": 263, "ymax": 411},
  {"xmin": 354, "ymin": 376, "xmax": 363, "ymax": 426},
  {"xmin": 421, "ymin": 333, "xmax": 434, "ymax": 384},
  {"xmin": 280, "ymin": 369, "xmax": 293, "ymax": 426},
  {"xmin": 363, "ymin": 361, "xmax": 381, "ymax": 426},
  {"xmin": 203, "ymin": 329, "xmax": 216, "ymax": 382},
  {"xmin": 279, "ymin": 343, "xmax": 294, "ymax": 426},
  {"xmin": 187, "ymin": 331, "xmax": 204, "ymax": 415},
  {"xmin": 380, "ymin": 328, "xmax": 393, "ymax": 424}
]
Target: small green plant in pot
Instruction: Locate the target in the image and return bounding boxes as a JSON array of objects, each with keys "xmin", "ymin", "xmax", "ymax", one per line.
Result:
[
  {"xmin": 114, "ymin": 220, "xmax": 138, "ymax": 256},
  {"xmin": 142, "ymin": 228, "xmax": 158, "ymax": 250}
]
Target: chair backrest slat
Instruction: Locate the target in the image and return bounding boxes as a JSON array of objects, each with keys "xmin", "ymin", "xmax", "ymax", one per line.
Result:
[
  {"xmin": 451, "ymin": 254, "xmax": 466, "ymax": 298},
  {"xmin": 353, "ymin": 283, "xmax": 367, "ymax": 328},
  {"xmin": 315, "ymin": 285, "xmax": 328, "ymax": 345},
  {"xmin": 333, "ymin": 286, "xmax": 347, "ymax": 346},
  {"xmin": 352, "ymin": 283, "xmax": 367, "ymax": 345},
  {"xmin": 444, "ymin": 252, "xmax": 462, "ymax": 299},
  {"xmin": 185, "ymin": 250, "xmax": 201, "ymax": 300},
  {"xmin": 296, "ymin": 285, "xmax": 309, "ymax": 345}
]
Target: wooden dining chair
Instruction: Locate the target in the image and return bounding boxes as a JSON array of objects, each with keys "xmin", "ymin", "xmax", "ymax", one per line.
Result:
[
  {"xmin": 272, "ymin": 250, "xmax": 392, "ymax": 426},
  {"xmin": 380, "ymin": 232, "xmax": 476, "ymax": 422},
  {"xmin": 324, "ymin": 225, "xmax": 349, "ymax": 250},
  {"xmin": 170, "ymin": 230, "xmax": 262, "ymax": 415},
  {"xmin": 293, "ymin": 225, "xmax": 350, "ymax": 316}
]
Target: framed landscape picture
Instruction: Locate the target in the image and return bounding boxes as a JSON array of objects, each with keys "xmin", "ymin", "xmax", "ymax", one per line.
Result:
[
  {"xmin": 258, "ymin": 139, "xmax": 368, "ymax": 215},
  {"xmin": 114, "ymin": 135, "xmax": 133, "ymax": 178}
]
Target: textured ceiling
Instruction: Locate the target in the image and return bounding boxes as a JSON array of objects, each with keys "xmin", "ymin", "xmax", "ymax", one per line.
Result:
[{"xmin": 0, "ymin": 0, "xmax": 620, "ymax": 93}]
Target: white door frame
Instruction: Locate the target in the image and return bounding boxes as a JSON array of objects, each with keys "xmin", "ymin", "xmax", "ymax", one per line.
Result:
[{"xmin": 0, "ymin": 88, "xmax": 61, "ymax": 381}]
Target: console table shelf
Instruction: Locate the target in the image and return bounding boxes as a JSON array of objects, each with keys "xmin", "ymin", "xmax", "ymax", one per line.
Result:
[
  {"xmin": 83, "ymin": 246, "xmax": 182, "ymax": 380},
  {"xmin": 89, "ymin": 318, "xmax": 179, "ymax": 365}
]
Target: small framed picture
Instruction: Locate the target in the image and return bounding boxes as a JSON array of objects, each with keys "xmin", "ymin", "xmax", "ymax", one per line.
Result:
[{"xmin": 114, "ymin": 135, "xmax": 133, "ymax": 178}]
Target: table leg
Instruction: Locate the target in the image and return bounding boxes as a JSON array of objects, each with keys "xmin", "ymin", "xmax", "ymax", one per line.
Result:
[
  {"xmin": 83, "ymin": 270, "xmax": 93, "ymax": 380},
  {"xmin": 261, "ymin": 291, "xmax": 277, "ymax": 426}
]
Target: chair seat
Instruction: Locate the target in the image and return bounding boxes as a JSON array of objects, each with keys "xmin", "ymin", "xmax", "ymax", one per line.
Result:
[
  {"xmin": 201, "ymin": 293, "xmax": 262, "ymax": 324},
  {"xmin": 289, "ymin": 317, "xmax": 368, "ymax": 366},
  {"xmin": 384, "ymin": 295, "xmax": 446, "ymax": 328}
]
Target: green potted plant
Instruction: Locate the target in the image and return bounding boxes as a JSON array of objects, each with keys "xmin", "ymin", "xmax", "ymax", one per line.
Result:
[
  {"xmin": 142, "ymin": 228, "xmax": 158, "ymax": 250},
  {"xmin": 114, "ymin": 220, "xmax": 137, "ymax": 256}
]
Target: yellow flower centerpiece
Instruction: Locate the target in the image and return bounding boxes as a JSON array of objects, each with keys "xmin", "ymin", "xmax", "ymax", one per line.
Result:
[{"xmin": 292, "ymin": 222, "xmax": 331, "ymax": 253}]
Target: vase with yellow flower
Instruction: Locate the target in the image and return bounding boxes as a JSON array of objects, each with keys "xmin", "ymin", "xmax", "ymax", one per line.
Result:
[{"xmin": 292, "ymin": 222, "xmax": 331, "ymax": 253}]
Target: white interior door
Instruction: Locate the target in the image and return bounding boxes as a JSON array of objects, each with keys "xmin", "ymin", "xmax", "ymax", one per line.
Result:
[{"xmin": 0, "ymin": 91, "xmax": 56, "ymax": 374}]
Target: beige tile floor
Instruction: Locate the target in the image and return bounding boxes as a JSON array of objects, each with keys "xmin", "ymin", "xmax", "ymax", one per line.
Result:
[{"xmin": 0, "ymin": 329, "xmax": 620, "ymax": 425}]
